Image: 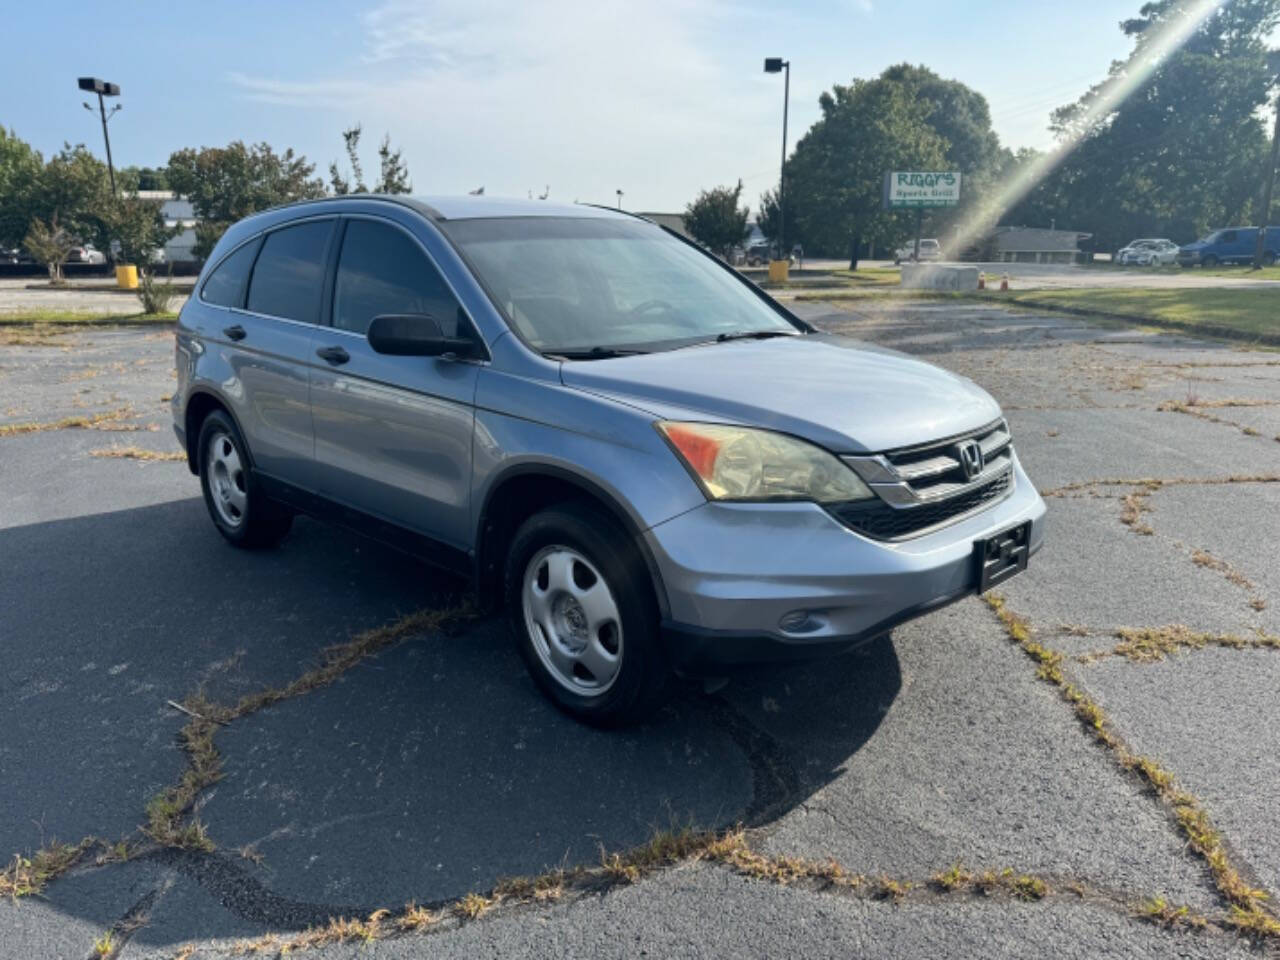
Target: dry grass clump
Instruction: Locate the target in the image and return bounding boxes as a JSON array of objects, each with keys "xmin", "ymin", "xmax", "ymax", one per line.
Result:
[
  {"xmin": 1110, "ymin": 625, "xmax": 1280, "ymax": 663},
  {"xmin": 0, "ymin": 407, "xmax": 132, "ymax": 436},
  {"xmin": 90, "ymin": 445, "xmax": 186, "ymax": 462}
]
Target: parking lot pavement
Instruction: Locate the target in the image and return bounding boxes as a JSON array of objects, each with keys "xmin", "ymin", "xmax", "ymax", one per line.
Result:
[
  {"xmin": 0, "ymin": 277, "xmax": 190, "ymax": 316},
  {"xmin": 2, "ymin": 301, "xmax": 1279, "ymax": 958}
]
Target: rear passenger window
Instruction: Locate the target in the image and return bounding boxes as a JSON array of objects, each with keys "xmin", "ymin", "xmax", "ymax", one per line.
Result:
[
  {"xmin": 333, "ymin": 220, "xmax": 465, "ymax": 337},
  {"xmin": 245, "ymin": 220, "xmax": 333, "ymax": 323},
  {"xmin": 200, "ymin": 240, "xmax": 259, "ymax": 308}
]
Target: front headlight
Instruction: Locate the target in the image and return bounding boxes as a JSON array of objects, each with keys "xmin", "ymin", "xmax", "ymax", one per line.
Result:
[{"xmin": 657, "ymin": 421, "xmax": 873, "ymax": 503}]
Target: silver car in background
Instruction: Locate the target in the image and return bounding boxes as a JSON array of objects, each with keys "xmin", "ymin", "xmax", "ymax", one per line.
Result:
[{"xmin": 172, "ymin": 196, "xmax": 1045, "ymax": 724}]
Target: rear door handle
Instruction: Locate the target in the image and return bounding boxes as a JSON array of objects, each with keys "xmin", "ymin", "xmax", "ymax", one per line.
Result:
[
  {"xmin": 223, "ymin": 324, "xmax": 246, "ymax": 341},
  {"xmin": 316, "ymin": 345, "xmax": 350, "ymax": 365}
]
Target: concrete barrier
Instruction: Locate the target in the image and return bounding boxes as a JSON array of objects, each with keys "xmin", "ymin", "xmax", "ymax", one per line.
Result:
[{"xmin": 900, "ymin": 263, "xmax": 980, "ymax": 291}]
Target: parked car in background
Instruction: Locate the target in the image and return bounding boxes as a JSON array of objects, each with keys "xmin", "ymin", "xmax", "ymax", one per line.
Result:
[
  {"xmin": 1116, "ymin": 239, "xmax": 1180, "ymax": 266},
  {"xmin": 894, "ymin": 239, "xmax": 941, "ymax": 263},
  {"xmin": 174, "ymin": 195, "xmax": 1044, "ymax": 724},
  {"xmin": 744, "ymin": 242, "xmax": 772, "ymax": 266},
  {"xmin": 65, "ymin": 244, "xmax": 107, "ymax": 265},
  {"xmin": 1178, "ymin": 226, "xmax": 1279, "ymax": 266}
]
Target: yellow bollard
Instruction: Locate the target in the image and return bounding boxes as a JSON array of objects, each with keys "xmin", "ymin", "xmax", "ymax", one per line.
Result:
[
  {"xmin": 767, "ymin": 259, "xmax": 790, "ymax": 283},
  {"xmin": 115, "ymin": 264, "xmax": 139, "ymax": 290}
]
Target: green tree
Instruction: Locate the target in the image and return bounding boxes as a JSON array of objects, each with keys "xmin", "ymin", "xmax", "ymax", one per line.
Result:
[
  {"xmin": 167, "ymin": 142, "xmax": 325, "ymax": 259},
  {"xmin": 117, "ymin": 165, "xmax": 170, "ymax": 192},
  {"xmin": 102, "ymin": 193, "xmax": 174, "ymax": 270},
  {"xmin": 1016, "ymin": 0, "xmax": 1280, "ymax": 251},
  {"xmin": 329, "ymin": 125, "xmax": 412, "ymax": 195},
  {"xmin": 756, "ymin": 184, "xmax": 795, "ymax": 250},
  {"xmin": 684, "ymin": 180, "xmax": 749, "ymax": 259},
  {"xmin": 33, "ymin": 145, "xmax": 112, "ymax": 250},
  {"xmin": 0, "ymin": 127, "xmax": 44, "ymax": 249},
  {"xmin": 785, "ymin": 77, "xmax": 947, "ymax": 263}
]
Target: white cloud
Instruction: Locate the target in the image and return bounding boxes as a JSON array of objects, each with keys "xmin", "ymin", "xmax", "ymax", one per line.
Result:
[{"xmin": 229, "ymin": 0, "xmax": 790, "ymax": 210}]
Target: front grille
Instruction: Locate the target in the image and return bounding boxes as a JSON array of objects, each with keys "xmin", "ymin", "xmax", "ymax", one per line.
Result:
[
  {"xmin": 829, "ymin": 470, "xmax": 1011, "ymax": 539},
  {"xmin": 831, "ymin": 419, "xmax": 1015, "ymax": 540}
]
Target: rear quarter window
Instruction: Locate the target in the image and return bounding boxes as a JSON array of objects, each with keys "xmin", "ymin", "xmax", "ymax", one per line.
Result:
[{"xmin": 200, "ymin": 240, "xmax": 260, "ymax": 308}]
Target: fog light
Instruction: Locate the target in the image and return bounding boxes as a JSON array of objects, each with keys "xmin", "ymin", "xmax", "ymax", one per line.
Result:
[{"xmin": 778, "ymin": 610, "xmax": 823, "ymax": 634}]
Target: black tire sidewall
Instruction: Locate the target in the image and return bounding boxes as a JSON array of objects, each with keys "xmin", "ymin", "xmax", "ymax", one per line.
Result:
[
  {"xmin": 196, "ymin": 409, "xmax": 290, "ymax": 547},
  {"xmin": 504, "ymin": 503, "xmax": 665, "ymax": 725}
]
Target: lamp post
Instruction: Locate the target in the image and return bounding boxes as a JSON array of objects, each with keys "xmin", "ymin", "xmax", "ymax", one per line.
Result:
[
  {"xmin": 763, "ymin": 57, "xmax": 790, "ymax": 259},
  {"xmin": 78, "ymin": 77, "xmax": 121, "ymax": 195},
  {"xmin": 616, "ymin": 189, "xmax": 624, "ymax": 210}
]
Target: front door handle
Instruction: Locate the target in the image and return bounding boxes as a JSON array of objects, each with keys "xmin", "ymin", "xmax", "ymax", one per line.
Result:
[
  {"xmin": 316, "ymin": 345, "xmax": 350, "ymax": 365},
  {"xmin": 223, "ymin": 324, "xmax": 246, "ymax": 341}
]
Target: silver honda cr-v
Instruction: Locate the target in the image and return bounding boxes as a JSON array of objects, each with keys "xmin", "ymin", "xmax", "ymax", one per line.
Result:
[{"xmin": 173, "ymin": 195, "xmax": 1045, "ymax": 724}]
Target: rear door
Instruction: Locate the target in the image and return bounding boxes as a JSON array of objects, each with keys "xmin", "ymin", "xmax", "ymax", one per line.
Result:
[
  {"xmin": 203, "ymin": 218, "xmax": 335, "ymax": 487},
  {"xmin": 309, "ymin": 215, "xmax": 482, "ymax": 550}
]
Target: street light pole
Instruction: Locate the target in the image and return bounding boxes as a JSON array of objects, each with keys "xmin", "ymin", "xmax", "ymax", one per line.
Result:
[
  {"xmin": 616, "ymin": 189, "xmax": 623, "ymax": 210},
  {"xmin": 77, "ymin": 77, "xmax": 121, "ymax": 195},
  {"xmin": 764, "ymin": 58, "xmax": 790, "ymax": 258}
]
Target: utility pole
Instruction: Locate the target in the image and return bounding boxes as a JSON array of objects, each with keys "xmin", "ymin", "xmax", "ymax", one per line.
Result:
[
  {"xmin": 78, "ymin": 77, "xmax": 121, "ymax": 195},
  {"xmin": 1253, "ymin": 90, "xmax": 1280, "ymax": 270}
]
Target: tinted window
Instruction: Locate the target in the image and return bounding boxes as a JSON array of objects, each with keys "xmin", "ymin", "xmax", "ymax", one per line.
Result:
[
  {"xmin": 1221, "ymin": 231, "xmax": 1237, "ymax": 243},
  {"xmin": 333, "ymin": 219, "xmax": 465, "ymax": 337},
  {"xmin": 200, "ymin": 240, "xmax": 259, "ymax": 308},
  {"xmin": 245, "ymin": 220, "xmax": 332, "ymax": 323}
]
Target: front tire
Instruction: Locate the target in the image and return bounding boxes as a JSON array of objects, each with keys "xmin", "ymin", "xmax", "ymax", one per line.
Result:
[
  {"xmin": 504, "ymin": 502, "xmax": 668, "ymax": 726},
  {"xmin": 197, "ymin": 409, "xmax": 293, "ymax": 548}
]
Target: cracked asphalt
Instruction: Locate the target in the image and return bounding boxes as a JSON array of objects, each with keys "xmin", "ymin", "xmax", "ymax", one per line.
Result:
[{"xmin": 2, "ymin": 297, "xmax": 1279, "ymax": 958}]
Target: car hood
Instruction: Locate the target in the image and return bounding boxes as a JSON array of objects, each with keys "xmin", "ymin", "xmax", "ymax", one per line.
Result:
[{"xmin": 560, "ymin": 333, "xmax": 1002, "ymax": 454}]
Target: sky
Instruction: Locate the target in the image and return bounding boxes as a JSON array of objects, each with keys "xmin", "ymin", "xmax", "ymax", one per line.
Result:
[{"xmin": 2, "ymin": 0, "xmax": 1152, "ymax": 212}]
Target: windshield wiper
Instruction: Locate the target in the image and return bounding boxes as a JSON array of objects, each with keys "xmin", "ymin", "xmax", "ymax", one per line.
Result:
[
  {"xmin": 713, "ymin": 329, "xmax": 799, "ymax": 343},
  {"xmin": 547, "ymin": 346, "xmax": 650, "ymax": 360}
]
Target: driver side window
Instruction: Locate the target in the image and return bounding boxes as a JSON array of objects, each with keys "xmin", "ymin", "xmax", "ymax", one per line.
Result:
[{"xmin": 333, "ymin": 219, "xmax": 469, "ymax": 338}]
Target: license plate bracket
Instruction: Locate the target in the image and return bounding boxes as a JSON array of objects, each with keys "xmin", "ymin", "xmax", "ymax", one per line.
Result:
[{"xmin": 974, "ymin": 520, "xmax": 1031, "ymax": 592}]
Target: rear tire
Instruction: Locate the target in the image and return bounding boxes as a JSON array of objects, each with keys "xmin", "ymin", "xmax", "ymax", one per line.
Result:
[
  {"xmin": 504, "ymin": 502, "xmax": 668, "ymax": 726},
  {"xmin": 1201, "ymin": 255, "xmax": 1219, "ymax": 267},
  {"xmin": 197, "ymin": 409, "xmax": 293, "ymax": 549},
  {"xmin": 1263, "ymin": 251, "xmax": 1277, "ymax": 267}
]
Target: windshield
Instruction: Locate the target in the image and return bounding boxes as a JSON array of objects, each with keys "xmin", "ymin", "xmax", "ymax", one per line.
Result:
[{"xmin": 441, "ymin": 217, "xmax": 797, "ymax": 354}]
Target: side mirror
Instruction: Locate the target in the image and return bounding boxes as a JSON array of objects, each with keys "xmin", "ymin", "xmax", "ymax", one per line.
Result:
[{"xmin": 367, "ymin": 314, "xmax": 476, "ymax": 358}]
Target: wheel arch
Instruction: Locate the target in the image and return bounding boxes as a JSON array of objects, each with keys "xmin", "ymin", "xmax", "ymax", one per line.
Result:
[
  {"xmin": 474, "ymin": 462, "xmax": 672, "ymax": 618},
  {"xmin": 183, "ymin": 388, "xmax": 253, "ymax": 476}
]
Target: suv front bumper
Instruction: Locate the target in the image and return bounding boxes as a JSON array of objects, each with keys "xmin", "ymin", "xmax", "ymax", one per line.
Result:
[{"xmin": 646, "ymin": 453, "xmax": 1045, "ymax": 671}]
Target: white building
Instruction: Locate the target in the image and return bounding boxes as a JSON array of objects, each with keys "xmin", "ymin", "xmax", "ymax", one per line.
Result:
[{"xmin": 137, "ymin": 190, "xmax": 199, "ymax": 264}]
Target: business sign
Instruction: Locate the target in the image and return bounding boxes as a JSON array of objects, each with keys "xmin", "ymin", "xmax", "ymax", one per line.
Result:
[{"xmin": 883, "ymin": 171, "xmax": 961, "ymax": 209}]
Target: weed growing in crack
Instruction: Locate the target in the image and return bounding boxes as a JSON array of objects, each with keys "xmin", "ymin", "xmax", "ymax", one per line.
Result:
[
  {"xmin": 89, "ymin": 445, "xmax": 186, "ymax": 462},
  {"xmin": 984, "ymin": 592, "xmax": 1280, "ymax": 939},
  {"xmin": 1138, "ymin": 896, "xmax": 1208, "ymax": 930},
  {"xmin": 1104, "ymin": 625, "xmax": 1280, "ymax": 663},
  {"xmin": 143, "ymin": 605, "xmax": 472, "ymax": 852},
  {"xmin": 0, "ymin": 838, "xmax": 94, "ymax": 898}
]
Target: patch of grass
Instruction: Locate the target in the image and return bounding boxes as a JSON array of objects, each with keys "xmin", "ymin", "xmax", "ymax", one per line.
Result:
[
  {"xmin": 89, "ymin": 445, "xmax": 186, "ymax": 462},
  {"xmin": 995, "ymin": 288, "xmax": 1280, "ymax": 345},
  {"xmin": 0, "ymin": 311, "xmax": 177, "ymax": 327},
  {"xmin": 0, "ymin": 407, "xmax": 133, "ymax": 437}
]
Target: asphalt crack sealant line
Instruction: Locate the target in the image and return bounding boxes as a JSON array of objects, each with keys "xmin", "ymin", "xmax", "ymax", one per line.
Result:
[{"xmin": 5, "ymin": 592, "xmax": 1280, "ymax": 956}]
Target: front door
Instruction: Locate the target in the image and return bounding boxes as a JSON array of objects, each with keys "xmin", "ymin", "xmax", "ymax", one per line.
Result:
[{"xmin": 309, "ymin": 216, "xmax": 481, "ymax": 550}]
